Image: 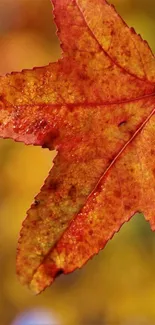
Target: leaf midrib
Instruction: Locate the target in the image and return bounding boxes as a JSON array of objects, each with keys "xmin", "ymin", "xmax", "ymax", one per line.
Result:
[{"xmin": 13, "ymin": 92, "xmax": 155, "ymax": 109}]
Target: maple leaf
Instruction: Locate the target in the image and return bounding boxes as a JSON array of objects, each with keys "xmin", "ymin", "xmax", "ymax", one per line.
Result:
[{"xmin": 0, "ymin": 0, "xmax": 154, "ymax": 294}]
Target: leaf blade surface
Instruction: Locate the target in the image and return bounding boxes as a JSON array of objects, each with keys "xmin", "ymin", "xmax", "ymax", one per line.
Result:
[{"xmin": 0, "ymin": 0, "xmax": 154, "ymax": 293}]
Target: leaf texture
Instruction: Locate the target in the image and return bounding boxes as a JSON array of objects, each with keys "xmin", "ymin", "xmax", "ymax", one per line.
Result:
[{"xmin": 0, "ymin": 0, "xmax": 154, "ymax": 293}]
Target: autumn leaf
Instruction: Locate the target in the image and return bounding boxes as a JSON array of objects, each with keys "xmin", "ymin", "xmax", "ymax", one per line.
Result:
[{"xmin": 0, "ymin": 0, "xmax": 154, "ymax": 294}]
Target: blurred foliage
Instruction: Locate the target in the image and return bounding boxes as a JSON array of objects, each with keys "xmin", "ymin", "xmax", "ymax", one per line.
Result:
[{"xmin": 0, "ymin": 0, "xmax": 155, "ymax": 324}]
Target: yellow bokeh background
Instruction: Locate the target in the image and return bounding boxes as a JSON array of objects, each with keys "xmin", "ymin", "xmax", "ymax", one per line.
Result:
[{"xmin": 0, "ymin": 0, "xmax": 155, "ymax": 324}]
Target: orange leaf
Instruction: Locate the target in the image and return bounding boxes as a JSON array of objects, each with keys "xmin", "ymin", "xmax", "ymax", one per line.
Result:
[{"xmin": 0, "ymin": 0, "xmax": 154, "ymax": 293}]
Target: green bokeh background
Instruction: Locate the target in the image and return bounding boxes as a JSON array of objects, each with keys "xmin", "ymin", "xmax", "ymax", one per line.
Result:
[{"xmin": 0, "ymin": 0, "xmax": 155, "ymax": 324}]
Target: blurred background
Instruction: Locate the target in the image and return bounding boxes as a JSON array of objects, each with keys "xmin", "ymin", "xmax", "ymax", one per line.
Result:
[{"xmin": 0, "ymin": 0, "xmax": 155, "ymax": 324}]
